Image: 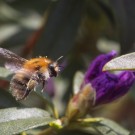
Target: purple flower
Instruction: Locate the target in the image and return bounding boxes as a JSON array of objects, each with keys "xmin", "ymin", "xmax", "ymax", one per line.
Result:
[{"xmin": 84, "ymin": 51, "xmax": 135, "ymax": 106}]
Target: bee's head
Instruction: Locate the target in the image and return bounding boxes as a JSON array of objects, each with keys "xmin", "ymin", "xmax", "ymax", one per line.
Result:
[{"xmin": 48, "ymin": 56, "xmax": 63, "ymax": 77}]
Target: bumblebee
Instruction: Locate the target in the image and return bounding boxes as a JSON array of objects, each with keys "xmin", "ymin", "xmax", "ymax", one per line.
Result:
[{"xmin": 0, "ymin": 48, "xmax": 62, "ymax": 100}]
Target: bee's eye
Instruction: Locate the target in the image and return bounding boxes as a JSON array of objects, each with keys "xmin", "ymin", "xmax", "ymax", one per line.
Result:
[{"xmin": 48, "ymin": 64, "xmax": 57, "ymax": 77}]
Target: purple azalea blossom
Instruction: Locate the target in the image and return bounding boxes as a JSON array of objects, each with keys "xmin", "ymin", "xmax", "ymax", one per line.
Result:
[{"xmin": 84, "ymin": 51, "xmax": 135, "ymax": 106}]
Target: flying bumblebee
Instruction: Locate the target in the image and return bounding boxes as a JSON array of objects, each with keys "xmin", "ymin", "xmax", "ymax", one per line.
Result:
[{"xmin": 0, "ymin": 48, "xmax": 62, "ymax": 100}]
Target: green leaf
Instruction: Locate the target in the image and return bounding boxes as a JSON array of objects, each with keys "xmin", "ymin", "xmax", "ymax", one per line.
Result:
[
  {"xmin": 70, "ymin": 118, "xmax": 130, "ymax": 135},
  {"xmin": 103, "ymin": 52, "xmax": 135, "ymax": 71},
  {"xmin": 35, "ymin": 90, "xmax": 59, "ymax": 119},
  {"xmin": 73, "ymin": 71, "xmax": 84, "ymax": 94},
  {"xmin": 0, "ymin": 67, "xmax": 12, "ymax": 81},
  {"xmin": 34, "ymin": 0, "xmax": 84, "ymax": 59},
  {"xmin": 0, "ymin": 107, "xmax": 55, "ymax": 135},
  {"xmin": 0, "ymin": 89, "xmax": 21, "ymax": 108},
  {"xmin": 94, "ymin": 118, "xmax": 130, "ymax": 135}
]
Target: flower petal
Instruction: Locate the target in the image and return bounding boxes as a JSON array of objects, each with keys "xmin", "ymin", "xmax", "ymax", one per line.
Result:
[
  {"xmin": 91, "ymin": 72, "xmax": 118, "ymax": 105},
  {"xmin": 84, "ymin": 50, "xmax": 117, "ymax": 84},
  {"xmin": 92, "ymin": 71, "xmax": 135, "ymax": 106},
  {"xmin": 107, "ymin": 71, "xmax": 135, "ymax": 102}
]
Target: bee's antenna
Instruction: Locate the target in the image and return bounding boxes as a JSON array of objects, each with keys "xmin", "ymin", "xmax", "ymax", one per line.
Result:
[{"xmin": 56, "ymin": 56, "xmax": 63, "ymax": 63}]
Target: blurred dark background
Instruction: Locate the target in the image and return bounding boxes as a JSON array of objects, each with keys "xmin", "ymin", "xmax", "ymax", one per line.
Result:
[{"xmin": 0, "ymin": 0, "xmax": 135, "ymax": 131}]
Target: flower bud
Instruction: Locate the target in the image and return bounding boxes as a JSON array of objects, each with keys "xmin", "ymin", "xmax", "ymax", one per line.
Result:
[
  {"xmin": 66, "ymin": 84, "xmax": 96, "ymax": 121},
  {"xmin": 84, "ymin": 51, "xmax": 135, "ymax": 106}
]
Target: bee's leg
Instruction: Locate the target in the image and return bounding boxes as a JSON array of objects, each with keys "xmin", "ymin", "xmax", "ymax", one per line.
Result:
[
  {"xmin": 21, "ymin": 88, "xmax": 31, "ymax": 100},
  {"xmin": 41, "ymin": 80, "xmax": 47, "ymax": 92},
  {"xmin": 21, "ymin": 73, "xmax": 39, "ymax": 99}
]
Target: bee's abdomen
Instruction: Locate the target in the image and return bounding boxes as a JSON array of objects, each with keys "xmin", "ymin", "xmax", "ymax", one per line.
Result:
[{"xmin": 10, "ymin": 70, "xmax": 31, "ymax": 100}]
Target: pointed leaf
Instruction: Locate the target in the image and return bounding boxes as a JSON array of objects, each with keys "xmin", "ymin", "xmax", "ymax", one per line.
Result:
[
  {"xmin": 35, "ymin": 90, "xmax": 59, "ymax": 118},
  {"xmin": 0, "ymin": 89, "xmax": 21, "ymax": 108},
  {"xmin": 34, "ymin": 0, "xmax": 84, "ymax": 59},
  {"xmin": 0, "ymin": 107, "xmax": 54, "ymax": 135},
  {"xmin": 73, "ymin": 71, "xmax": 84, "ymax": 94},
  {"xmin": 94, "ymin": 118, "xmax": 130, "ymax": 135},
  {"xmin": 74, "ymin": 118, "xmax": 130, "ymax": 135},
  {"xmin": 103, "ymin": 52, "xmax": 135, "ymax": 71}
]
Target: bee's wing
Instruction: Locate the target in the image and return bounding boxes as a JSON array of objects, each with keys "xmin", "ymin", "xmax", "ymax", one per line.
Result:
[{"xmin": 0, "ymin": 48, "xmax": 27, "ymax": 72}]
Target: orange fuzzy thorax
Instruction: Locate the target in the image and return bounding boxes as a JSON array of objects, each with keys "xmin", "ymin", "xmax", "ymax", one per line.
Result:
[{"xmin": 23, "ymin": 57, "xmax": 52, "ymax": 72}]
